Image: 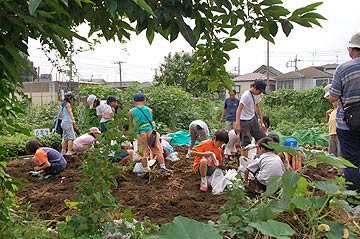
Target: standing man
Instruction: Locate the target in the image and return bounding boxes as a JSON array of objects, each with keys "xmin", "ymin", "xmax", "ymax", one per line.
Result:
[
  {"xmin": 329, "ymin": 32, "xmax": 360, "ymax": 194},
  {"xmin": 220, "ymin": 89, "xmax": 240, "ymax": 131},
  {"xmin": 235, "ymin": 79, "xmax": 267, "ymax": 147}
]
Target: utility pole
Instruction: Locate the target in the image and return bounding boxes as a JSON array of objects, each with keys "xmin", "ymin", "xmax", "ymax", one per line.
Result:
[
  {"xmin": 266, "ymin": 41, "xmax": 270, "ymax": 86},
  {"xmin": 286, "ymin": 55, "xmax": 301, "ymax": 71},
  {"xmin": 151, "ymin": 68, "xmax": 158, "ymax": 77},
  {"xmin": 115, "ymin": 61, "xmax": 125, "ymax": 88},
  {"xmin": 237, "ymin": 57, "xmax": 240, "ymax": 75}
]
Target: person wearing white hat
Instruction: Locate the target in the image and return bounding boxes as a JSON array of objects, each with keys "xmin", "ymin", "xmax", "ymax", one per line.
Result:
[
  {"xmin": 73, "ymin": 127, "xmax": 101, "ymax": 153},
  {"xmin": 329, "ymin": 32, "xmax": 360, "ymax": 193}
]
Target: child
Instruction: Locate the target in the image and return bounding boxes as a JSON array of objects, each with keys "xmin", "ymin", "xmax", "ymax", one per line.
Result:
[
  {"xmin": 324, "ymin": 85, "xmax": 341, "ymax": 173},
  {"xmin": 160, "ymin": 136, "xmax": 179, "ymax": 161},
  {"xmin": 73, "ymin": 127, "xmax": 101, "ymax": 153},
  {"xmin": 129, "ymin": 93, "xmax": 172, "ymax": 174},
  {"xmin": 244, "ymin": 137, "xmax": 285, "ymax": 191},
  {"xmin": 25, "ymin": 138, "xmax": 67, "ymax": 180},
  {"xmin": 87, "ymin": 95, "xmax": 117, "ymax": 133},
  {"xmin": 109, "ymin": 125, "xmax": 134, "ymax": 166},
  {"xmin": 268, "ymin": 133, "xmax": 290, "ymax": 170},
  {"xmin": 283, "ymin": 137, "xmax": 302, "ymax": 172},
  {"xmin": 190, "ymin": 129, "xmax": 229, "ymax": 192},
  {"xmin": 186, "ymin": 120, "xmax": 210, "ymax": 159},
  {"xmin": 223, "ymin": 129, "xmax": 240, "ymax": 161},
  {"xmin": 60, "ymin": 91, "xmax": 77, "ymax": 156}
]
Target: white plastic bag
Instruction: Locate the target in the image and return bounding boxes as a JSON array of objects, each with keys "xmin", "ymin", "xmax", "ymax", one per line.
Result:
[
  {"xmin": 133, "ymin": 159, "xmax": 156, "ymax": 174},
  {"xmin": 207, "ymin": 168, "xmax": 228, "ymax": 195}
]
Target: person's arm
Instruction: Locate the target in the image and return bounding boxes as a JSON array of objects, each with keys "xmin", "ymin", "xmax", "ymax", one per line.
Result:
[
  {"xmin": 34, "ymin": 160, "xmax": 51, "ymax": 171},
  {"xmin": 235, "ymin": 103, "xmax": 244, "ymax": 134},
  {"xmin": 190, "ymin": 150, "xmax": 214, "ymax": 158},
  {"xmin": 244, "ymin": 168, "xmax": 250, "ymax": 182},
  {"xmin": 128, "ymin": 109, "xmax": 134, "ymax": 128},
  {"xmin": 255, "ymin": 103, "xmax": 263, "ymax": 126},
  {"xmin": 65, "ymin": 103, "xmax": 76, "ymax": 125},
  {"xmin": 325, "ymin": 109, "xmax": 333, "ymax": 122},
  {"xmin": 220, "ymin": 108, "xmax": 226, "ymax": 122}
]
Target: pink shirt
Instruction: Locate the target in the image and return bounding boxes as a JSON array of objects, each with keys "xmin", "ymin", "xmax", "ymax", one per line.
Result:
[{"xmin": 73, "ymin": 134, "xmax": 96, "ymax": 151}]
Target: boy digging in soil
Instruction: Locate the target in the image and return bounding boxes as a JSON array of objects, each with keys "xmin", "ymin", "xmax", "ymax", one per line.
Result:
[
  {"xmin": 26, "ymin": 138, "xmax": 67, "ymax": 180},
  {"xmin": 190, "ymin": 129, "xmax": 229, "ymax": 192}
]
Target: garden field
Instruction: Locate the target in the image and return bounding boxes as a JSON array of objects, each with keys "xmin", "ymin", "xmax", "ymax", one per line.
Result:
[{"xmin": 6, "ymin": 146, "xmax": 340, "ymax": 228}]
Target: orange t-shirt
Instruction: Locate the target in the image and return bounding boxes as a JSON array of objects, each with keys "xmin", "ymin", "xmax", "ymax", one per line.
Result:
[
  {"xmin": 193, "ymin": 139, "xmax": 222, "ymax": 173},
  {"xmin": 35, "ymin": 148, "xmax": 49, "ymax": 165}
]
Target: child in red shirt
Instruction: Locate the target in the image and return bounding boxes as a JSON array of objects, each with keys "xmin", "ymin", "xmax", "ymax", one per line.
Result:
[{"xmin": 190, "ymin": 129, "xmax": 229, "ymax": 192}]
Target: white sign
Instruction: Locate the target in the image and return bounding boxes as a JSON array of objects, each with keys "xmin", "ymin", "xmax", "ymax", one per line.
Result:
[{"xmin": 34, "ymin": 128, "xmax": 50, "ymax": 137}]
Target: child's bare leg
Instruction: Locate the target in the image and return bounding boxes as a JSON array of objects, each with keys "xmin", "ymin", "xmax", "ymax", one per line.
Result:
[
  {"xmin": 118, "ymin": 150, "xmax": 133, "ymax": 166},
  {"xmin": 199, "ymin": 159, "xmax": 208, "ymax": 177}
]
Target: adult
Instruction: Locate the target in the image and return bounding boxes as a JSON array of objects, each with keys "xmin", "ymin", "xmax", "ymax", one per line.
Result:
[
  {"xmin": 220, "ymin": 89, "xmax": 240, "ymax": 131},
  {"xmin": 235, "ymin": 79, "xmax": 267, "ymax": 147},
  {"xmin": 60, "ymin": 91, "xmax": 77, "ymax": 156},
  {"xmin": 329, "ymin": 32, "xmax": 360, "ymax": 193},
  {"xmin": 186, "ymin": 120, "xmax": 210, "ymax": 159}
]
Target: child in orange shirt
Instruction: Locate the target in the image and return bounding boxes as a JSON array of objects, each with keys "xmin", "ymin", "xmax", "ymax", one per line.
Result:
[{"xmin": 190, "ymin": 130, "xmax": 229, "ymax": 192}]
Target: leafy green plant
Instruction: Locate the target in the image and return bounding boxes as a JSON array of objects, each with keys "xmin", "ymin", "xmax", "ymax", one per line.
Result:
[{"xmin": 216, "ymin": 145, "xmax": 359, "ymax": 238}]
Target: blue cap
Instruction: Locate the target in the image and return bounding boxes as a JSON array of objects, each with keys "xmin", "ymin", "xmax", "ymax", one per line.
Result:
[
  {"xmin": 284, "ymin": 137, "xmax": 298, "ymax": 149},
  {"xmin": 133, "ymin": 93, "xmax": 145, "ymax": 101}
]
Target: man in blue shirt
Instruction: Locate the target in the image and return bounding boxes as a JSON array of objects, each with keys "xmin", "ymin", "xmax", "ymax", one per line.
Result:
[
  {"xmin": 330, "ymin": 32, "xmax": 360, "ymax": 194},
  {"xmin": 220, "ymin": 89, "xmax": 240, "ymax": 131}
]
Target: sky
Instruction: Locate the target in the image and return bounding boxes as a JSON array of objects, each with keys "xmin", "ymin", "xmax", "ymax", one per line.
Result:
[{"xmin": 28, "ymin": 0, "xmax": 360, "ymax": 83}]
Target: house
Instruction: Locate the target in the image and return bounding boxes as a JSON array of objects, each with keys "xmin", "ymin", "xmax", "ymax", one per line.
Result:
[
  {"xmin": 275, "ymin": 65, "xmax": 335, "ymax": 90},
  {"xmin": 230, "ymin": 65, "xmax": 282, "ymax": 96}
]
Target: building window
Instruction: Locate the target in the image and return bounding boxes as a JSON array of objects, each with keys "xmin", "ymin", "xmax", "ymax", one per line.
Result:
[
  {"xmin": 277, "ymin": 80, "xmax": 294, "ymax": 89},
  {"xmin": 316, "ymin": 79, "xmax": 330, "ymax": 87},
  {"xmin": 233, "ymin": 85, "xmax": 240, "ymax": 94}
]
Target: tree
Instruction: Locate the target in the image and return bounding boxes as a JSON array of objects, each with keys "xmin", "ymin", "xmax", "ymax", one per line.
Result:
[
  {"xmin": 155, "ymin": 51, "xmax": 210, "ymax": 96},
  {"xmin": 0, "ymin": 0, "xmax": 325, "ymax": 135}
]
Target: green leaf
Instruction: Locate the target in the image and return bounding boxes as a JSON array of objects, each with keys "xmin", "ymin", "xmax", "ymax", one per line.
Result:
[
  {"xmin": 105, "ymin": 0, "xmax": 117, "ymax": 17},
  {"xmin": 149, "ymin": 216, "xmax": 222, "ymax": 239},
  {"xmin": 29, "ymin": 0, "xmax": 42, "ymax": 16},
  {"xmin": 323, "ymin": 220, "xmax": 356, "ymax": 239},
  {"xmin": 131, "ymin": 0, "xmax": 154, "ymax": 15},
  {"xmin": 260, "ymin": 0, "xmax": 283, "ymax": 6},
  {"xmin": 265, "ymin": 175, "xmax": 282, "ymax": 197},
  {"xmin": 313, "ymin": 152, "xmax": 355, "ymax": 168},
  {"xmin": 280, "ymin": 19, "xmax": 293, "ymax": 36},
  {"xmin": 249, "ymin": 220, "xmax": 295, "ymax": 238},
  {"xmin": 268, "ymin": 20, "xmax": 278, "ymax": 36},
  {"xmin": 282, "ymin": 171, "xmax": 300, "ymax": 200},
  {"xmin": 223, "ymin": 41, "xmax": 238, "ymax": 51},
  {"xmin": 146, "ymin": 27, "xmax": 155, "ymax": 44},
  {"xmin": 290, "ymin": 197, "xmax": 311, "ymax": 211}
]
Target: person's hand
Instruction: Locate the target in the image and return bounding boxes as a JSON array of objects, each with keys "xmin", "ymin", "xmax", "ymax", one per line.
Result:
[
  {"xmin": 326, "ymin": 109, "xmax": 334, "ymax": 115},
  {"xmin": 34, "ymin": 166, "xmax": 41, "ymax": 171},
  {"xmin": 235, "ymin": 125, "xmax": 241, "ymax": 135}
]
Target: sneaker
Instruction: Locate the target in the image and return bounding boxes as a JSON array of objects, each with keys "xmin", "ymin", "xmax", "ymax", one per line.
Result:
[
  {"xmin": 60, "ymin": 149, "xmax": 66, "ymax": 155},
  {"xmin": 39, "ymin": 175, "xmax": 55, "ymax": 180},
  {"xmin": 65, "ymin": 151, "xmax": 72, "ymax": 156},
  {"xmin": 159, "ymin": 167, "xmax": 173, "ymax": 173},
  {"xmin": 200, "ymin": 182, "xmax": 208, "ymax": 192},
  {"xmin": 186, "ymin": 152, "xmax": 191, "ymax": 160}
]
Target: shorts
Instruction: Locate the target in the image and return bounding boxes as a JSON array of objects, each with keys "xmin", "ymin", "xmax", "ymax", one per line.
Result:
[
  {"xmin": 110, "ymin": 151, "xmax": 129, "ymax": 163},
  {"xmin": 137, "ymin": 131, "xmax": 163, "ymax": 160},
  {"xmin": 197, "ymin": 165, "xmax": 216, "ymax": 176},
  {"xmin": 61, "ymin": 121, "xmax": 76, "ymax": 140}
]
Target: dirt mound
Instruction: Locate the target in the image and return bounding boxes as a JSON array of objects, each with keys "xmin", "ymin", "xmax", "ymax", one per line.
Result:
[{"xmin": 6, "ymin": 147, "xmax": 231, "ymax": 225}]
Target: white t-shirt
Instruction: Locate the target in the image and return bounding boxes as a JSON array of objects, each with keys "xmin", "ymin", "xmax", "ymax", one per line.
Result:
[
  {"xmin": 190, "ymin": 120, "xmax": 210, "ymax": 137},
  {"xmin": 246, "ymin": 151, "xmax": 285, "ymax": 185},
  {"xmin": 96, "ymin": 103, "xmax": 113, "ymax": 123},
  {"xmin": 239, "ymin": 90, "xmax": 261, "ymax": 120}
]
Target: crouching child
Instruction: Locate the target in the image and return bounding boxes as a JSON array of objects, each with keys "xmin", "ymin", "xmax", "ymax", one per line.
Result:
[
  {"xmin": 244, "ymin": 137, "xmax": 285, "ymax": 192},
  {"xmin": 191, "ymin": 129, "xmax": 229, "ymax": 192},
  {"xmin": 25, "ymin": 138, "xmax": 67, "ymax": 180}
]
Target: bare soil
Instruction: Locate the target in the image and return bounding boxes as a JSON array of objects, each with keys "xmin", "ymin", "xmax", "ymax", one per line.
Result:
[{"xmin": 6, "ymin": 146, "xmax": 337, "ymax": 226}]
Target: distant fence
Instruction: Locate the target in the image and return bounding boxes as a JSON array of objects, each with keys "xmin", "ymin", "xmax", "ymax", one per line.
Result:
[{"xmin": 23, "ymin": 92, "xmax": 59, "ymax": 105}]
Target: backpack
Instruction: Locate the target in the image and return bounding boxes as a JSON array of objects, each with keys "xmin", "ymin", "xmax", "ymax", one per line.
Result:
[{"xmin": 53, "ymin": 102, "xmax": 67, "ymax": 135}]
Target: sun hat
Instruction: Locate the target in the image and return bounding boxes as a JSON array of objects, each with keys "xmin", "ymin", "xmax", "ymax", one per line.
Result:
[
  {"xmin": 64, "ymin": 91, "xmax": 76, "ymax": 100},
  {"xmin": 133, "ymin": 93, "xmax": 146, "ymax": 101},
  {"xmin": 284, "ymin": 137, "xmax": 298, "ymax": 149},
  {"xmin": 254, "ymin": 79, "xmax": 267, "ymax": 94},
  {"xmin": 348, "ymin": 32, "xmax": 360, "ymax": 48},
  {"xmin": 323, "ymin": 84, "xmax": 331, "ymax": 98},
  {"xmin": 89, "ymin": 127, "xmax": 101, "ymax": 134},
  {"xmin": 87, "ymin": 94, "xmax": 97, "ymax": 108}
]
